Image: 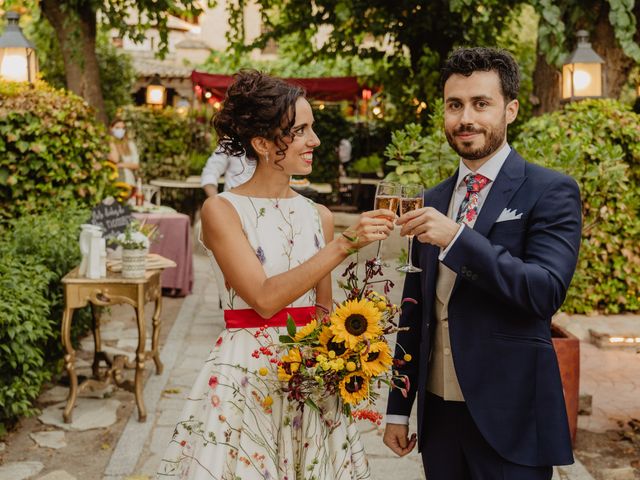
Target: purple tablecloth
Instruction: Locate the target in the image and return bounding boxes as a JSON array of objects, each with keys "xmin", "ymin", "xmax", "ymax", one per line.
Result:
[{"xmin": 133, "ymin": 212, "xmax": 193, "ymax": 296}]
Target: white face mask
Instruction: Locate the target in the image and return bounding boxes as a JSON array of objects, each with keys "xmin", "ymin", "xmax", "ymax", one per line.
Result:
[{"xmin": 111, "ymin": 128, "xmax": 126, "ymax": 139}]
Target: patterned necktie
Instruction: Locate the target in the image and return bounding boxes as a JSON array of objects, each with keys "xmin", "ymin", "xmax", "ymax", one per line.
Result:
[{"xmin": 455, "ymin": 173, "xmax": 491, "ymax": 224}]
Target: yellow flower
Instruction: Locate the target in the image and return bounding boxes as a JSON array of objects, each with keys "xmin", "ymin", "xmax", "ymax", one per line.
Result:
[
  {"xmin": 403, "ymin": 354, "xmax": 412, "ymax": 362},
  {"xmin": 346, "ymin": 361, "xmax": 357, "ymax": 372},
  {"xmin": 339, "ymin": 372, "xmax": 370, "ymax": 405},
  {"xmin": 376, "ymin": 301, "xmax": 387, "ymax": 311},
  {"xmin": 360, "ymin": 341, "xmax": 393, "ymax": 377},
  {"xmin": 277, "ymin": 348, "xmax": 302, "ymax": 382},
  {"xmin": 318, "ymin": 326, "xmax": 349, "ymax": 358},
  {"xmin": 330, "ymin": 299, "xmax": 382, "ymax": 349},
  {"xmin": 294, "ymin": 319, "xmax": 318, "ymax": 341},
  {"xmin": 258, "ymin": 367, "xmax": 269, "ymax": 376}
]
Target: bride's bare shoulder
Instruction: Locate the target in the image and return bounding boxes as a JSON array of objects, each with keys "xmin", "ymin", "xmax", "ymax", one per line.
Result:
[{"xmin": 201, "ymin": 195, "xmax": 240, "ymax": 227}]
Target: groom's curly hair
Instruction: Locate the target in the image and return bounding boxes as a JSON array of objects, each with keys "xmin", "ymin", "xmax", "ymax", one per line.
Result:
[
  {"xmin": 441, "ymin": 47, "xmax": 520, "ymax": 102},
  {"xmin": 213, "ymin": 70, "xmax": 305, "ymax": 165}
]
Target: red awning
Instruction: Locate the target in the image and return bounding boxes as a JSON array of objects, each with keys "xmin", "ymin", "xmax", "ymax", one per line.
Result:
[{"xmin": 191, "ymin": 70, "xmax": 368, "ymax": 102}]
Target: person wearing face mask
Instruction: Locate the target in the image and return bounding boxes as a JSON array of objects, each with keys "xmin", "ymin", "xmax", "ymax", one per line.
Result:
[{"xmin": 108, "ymin": 118, "xmax": 140, "ymax": 186}]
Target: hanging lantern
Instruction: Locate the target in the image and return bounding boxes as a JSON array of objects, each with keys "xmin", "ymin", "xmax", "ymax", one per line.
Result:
[
  {"xmin": 145, "ymin": 74, "xmax": 166, "ymax": 107},
  {"xmin": 0, "ymin": 11, "xmax": 38, "ymax": 83},
  {"xmin": 561, "ymin": 30, "xmax": 605, "ymax": 101}
]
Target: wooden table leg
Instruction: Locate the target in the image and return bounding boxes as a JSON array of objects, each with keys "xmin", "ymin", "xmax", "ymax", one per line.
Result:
[
  {"xmin": 134, "ymin": 298, "xmax": 147, "ymax": 422},
  {"xmin": 151, "ymin": 294, "xmax": 163, "ymax": 375},
  {"xmin": 61, "ymin": 307, "xmax": 77, "ymax": 423},
  {"xmin": 90, "ymin": 303, "xmax": 102, "ymax": 378}
]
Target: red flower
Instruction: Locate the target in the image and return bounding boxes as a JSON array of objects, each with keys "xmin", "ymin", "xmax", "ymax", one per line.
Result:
[
  {"xmin": 208, "ymin": 376, "xmax": 219, "ymax": 389},
  {"xmin": 215, "ymin": 336, "xmax": 223, "ymax": 347}
]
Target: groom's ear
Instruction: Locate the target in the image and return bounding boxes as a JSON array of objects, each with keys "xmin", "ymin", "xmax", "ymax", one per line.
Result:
[{"xmin": 505, "ymin": 99, "xmax": 519, "ymax": 125}]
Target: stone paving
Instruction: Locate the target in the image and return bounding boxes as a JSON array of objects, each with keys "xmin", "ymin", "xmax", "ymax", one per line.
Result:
[{"xmin": 3, "ymin": 227, "xmax": 639, "ymax": 479}]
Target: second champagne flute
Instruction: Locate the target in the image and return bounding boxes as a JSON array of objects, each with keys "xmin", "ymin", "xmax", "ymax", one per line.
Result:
[
  {"xmin": 373, "ymin": 181, "xmax": 400, "ymax": 266},
  {"xmin": 397, "ymin": 183, "xmax": 424, "ymax": 273}
]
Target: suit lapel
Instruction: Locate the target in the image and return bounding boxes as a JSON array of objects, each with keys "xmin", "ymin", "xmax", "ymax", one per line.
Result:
[{"xmin": 472, "ymin": 149, "xmax": 526, "ymax": 238}]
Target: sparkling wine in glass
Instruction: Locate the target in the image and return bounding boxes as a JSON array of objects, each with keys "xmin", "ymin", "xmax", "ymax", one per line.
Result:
[
  {"xmin": 373, "ymin": 181, "xmax": 400, "ymax": 266},
  {"xmin": 397, "ymin": 184, "xmax": 424, "ymax": 273}
]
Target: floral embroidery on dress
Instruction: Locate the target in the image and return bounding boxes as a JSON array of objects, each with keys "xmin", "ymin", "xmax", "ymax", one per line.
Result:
[{"xmin": 256, "ymin": 246, "xmax": 266, "ymax": 264}]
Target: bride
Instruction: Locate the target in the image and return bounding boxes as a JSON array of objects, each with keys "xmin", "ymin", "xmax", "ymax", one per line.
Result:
[{"xmin": 157, "ymin": 70, "xmax": 395, "ymax": 479}]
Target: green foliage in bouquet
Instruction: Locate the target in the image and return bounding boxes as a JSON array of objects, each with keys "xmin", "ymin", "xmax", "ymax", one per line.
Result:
[
  {"xmin": 0, "ymin": 80, "xmax": 115, "ymax": 220},
  {"xmin": 0, "ymin": 207, "xmax": 93, "ymax": 425},
  {"xmin": 514, "ymin": 99, "xmax": 640, "ymax": 314}
]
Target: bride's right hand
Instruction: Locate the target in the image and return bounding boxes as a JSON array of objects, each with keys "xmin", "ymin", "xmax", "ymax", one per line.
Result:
[{"xmin": 340, "ymin": 209, "xmax": 396, "ymax": 250}]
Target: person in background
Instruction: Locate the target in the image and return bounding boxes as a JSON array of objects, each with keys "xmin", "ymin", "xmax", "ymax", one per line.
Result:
[
  {"xmin": 108, "ymin": 118, "xmax": 139, "ymax": 186},
  {"xmin": 200, "ymin": 148, "xmax": 255, "ymax": 197}
]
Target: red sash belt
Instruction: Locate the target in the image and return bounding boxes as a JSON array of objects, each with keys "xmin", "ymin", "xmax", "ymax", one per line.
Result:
[{"xmin": 224, "ymin": 306, "xmax": 315, "ymax": 329}]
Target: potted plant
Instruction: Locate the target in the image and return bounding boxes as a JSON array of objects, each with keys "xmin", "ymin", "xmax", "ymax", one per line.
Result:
[
  {"xmin": 551, "ymin": 322, "xmax": 580, "ymax": 446},
  {"xmin": 112, "ymin": 220, "xmax": 157, "ymax": 278}
]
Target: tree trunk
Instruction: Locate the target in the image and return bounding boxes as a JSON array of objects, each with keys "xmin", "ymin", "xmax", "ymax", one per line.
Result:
[
  {"xmin": 40, "ymin": 0, "xmax": 107, "ymax": 124},
  {"xmin": 591, "ymin": 4, "xmax": 635, "ymax": 99},
  {"xmin": 531, "ymin": 41, "xmax": 561, "ymax": 116}
]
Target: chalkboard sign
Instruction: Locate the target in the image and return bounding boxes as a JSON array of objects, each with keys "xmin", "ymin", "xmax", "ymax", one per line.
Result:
[{"xmin": 90, "ymin": 197, "xmax": 132, "ymax": 240}]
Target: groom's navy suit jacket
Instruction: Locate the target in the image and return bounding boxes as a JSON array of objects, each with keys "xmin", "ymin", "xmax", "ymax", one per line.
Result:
[{"xmin": 387, "ymin": 150, "xmax": 581, "ymax": 467}]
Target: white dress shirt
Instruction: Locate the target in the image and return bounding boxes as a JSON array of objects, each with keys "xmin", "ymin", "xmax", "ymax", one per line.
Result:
[
  {"xmin": 386, "ymin": 142, "xmax": 511, "ymax": 426},
  {"xmin": 200, "ymin": 150, "xmax": 255, "ymax": 191}
]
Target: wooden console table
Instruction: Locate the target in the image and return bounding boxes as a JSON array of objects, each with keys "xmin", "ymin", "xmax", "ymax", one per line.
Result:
[{"xmin": 60, "ymin": 267, "xmax": 165, "ymax": 423}]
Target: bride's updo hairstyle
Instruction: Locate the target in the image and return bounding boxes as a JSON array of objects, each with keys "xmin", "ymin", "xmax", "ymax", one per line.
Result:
[{"xmin": 213, "ymin": 70, "xmax": 305, "ymax": 164}]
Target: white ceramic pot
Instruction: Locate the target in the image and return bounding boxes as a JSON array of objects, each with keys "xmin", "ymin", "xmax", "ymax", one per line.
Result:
[{"xmin": 121, "ymin": 248, "xmax": 148, "ymax": 278}]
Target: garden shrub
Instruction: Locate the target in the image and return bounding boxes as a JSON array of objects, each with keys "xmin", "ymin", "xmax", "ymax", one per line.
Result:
[
  {"xmin": 0, "ymin": 256, "xmax": 53, "ymax": 422},
  {"xmin": 0, "ymin": 207, "xmax": 93, "ymax": 425},
  {"xmin": 307, "ymin": 104, "xmax": 352, "ymax": 185},
  {"xmin": 119, "ymin": 105, "xmax": 212, "ymax": 181},
  {"xmin": 515, "ymin": 99, "xmax": 640, "ymax": 314},
  {"xmin": 0, "ymin": 80, "xmax": 114, "ymax": 220}
]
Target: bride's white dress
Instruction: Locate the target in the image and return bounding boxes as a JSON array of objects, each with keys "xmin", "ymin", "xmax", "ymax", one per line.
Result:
[{"xmin": 157, "ymin": 192, "xmax": 370, "ymax": 480}]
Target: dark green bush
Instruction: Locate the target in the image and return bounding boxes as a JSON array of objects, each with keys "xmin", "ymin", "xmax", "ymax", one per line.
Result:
[
  {"xmin": 0, "ymin": 207, "xmax": 92, "ymax": 424},
  {"xmin": 515, "ymin": 99, "xmax": 640, "ymax": 314},
  {"xmin": 0, "ymin": 256, "xmax": 53, "ymax": 422},
  {"xmin": 0, "ymin": 80, "xmax": 114, "ymax": 220},
  {"xmin": 119, "ymin": 105, "xmax": 213, "ymax": 181},
  {"xmin": 308, "ymin": 104, "xmax": 352, "ymax": 185}
]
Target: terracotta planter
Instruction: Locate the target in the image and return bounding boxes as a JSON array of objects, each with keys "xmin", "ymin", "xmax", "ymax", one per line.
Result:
[{"xmin": 551, "ymin": 323, "xmax": 580, "ymax": 446}]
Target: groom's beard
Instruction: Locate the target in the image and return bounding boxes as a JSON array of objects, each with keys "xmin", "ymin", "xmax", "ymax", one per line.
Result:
[{"xmin": 445, "ymin": 120, "xmax": 506, "ymax": 161}]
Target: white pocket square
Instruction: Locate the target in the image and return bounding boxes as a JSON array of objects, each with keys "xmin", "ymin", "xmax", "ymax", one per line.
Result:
[{"xmin": 496, "ymin": 208, "xmax": 523, "ymax": 223}]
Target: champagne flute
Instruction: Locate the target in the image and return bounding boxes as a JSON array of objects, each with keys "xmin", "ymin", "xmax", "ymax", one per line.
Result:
[
  {"xmin": 373, "ymin": 181, "xmax": 400, "ymax": 266},
  {"xmin": 397, "ymin": 183, "xmax": 424, "ymax": 273}
]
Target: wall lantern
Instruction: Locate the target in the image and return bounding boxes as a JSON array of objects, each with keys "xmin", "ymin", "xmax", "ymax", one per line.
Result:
[
  {"xmin": 562, "ymin": 30, "xmax": 605, "ymax": 101},
  {"xmin": 145, "ymin": 74, "xmax": 166, "ymax": 107},
  {"xmin": 0, "ymin": 11, "xmax": 38, "ymax": 83}
]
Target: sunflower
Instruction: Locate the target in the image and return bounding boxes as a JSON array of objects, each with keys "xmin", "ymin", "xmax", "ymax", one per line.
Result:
[
  {"xmin": 318, "ymin": 326, "xmax": 349, "ymax": 358},
  {"xmin": 330, "ymin": 299, "xmax": 382, "ymax": 349},
  {"xmin": 339, "ymin": 372, "xmax": 370, "ymax": 405},
  {"xmin": 359, "ymin": 341, "xmax": 393, "ymax": 376},
  {"xmin": 294, "ymin": 319, "xmax": 318, "ymax": 342},
  {"xmin": 277, "ymin": 347, "xmax": 302, "ymax": 382}
]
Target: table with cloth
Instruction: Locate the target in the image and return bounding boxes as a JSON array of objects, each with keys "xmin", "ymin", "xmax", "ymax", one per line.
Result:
[{"xmin": 132, "ymin": 210, "xmax": 193, "ymax": 296}]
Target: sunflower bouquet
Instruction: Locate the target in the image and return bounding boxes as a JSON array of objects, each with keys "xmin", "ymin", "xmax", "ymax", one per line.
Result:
[{"xmin": 253, "ymin": 259, "xmax": 412, "ymax": 420}]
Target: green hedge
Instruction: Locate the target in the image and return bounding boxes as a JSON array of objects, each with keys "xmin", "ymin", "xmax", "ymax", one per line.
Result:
[
  {"xmin": 385, "ymin": 99, "xmax": 640, "ymax": 314},
  {"xmin": 0, "ymin": 207, "xmax": 92, "ymax": 425},
  {"xmin": 515, "ymin": 99, "xmax": 640, "ymax": 314},
  {"xmin": 0, "ymin": 80, "xmax": 114, "ymax": 219}
]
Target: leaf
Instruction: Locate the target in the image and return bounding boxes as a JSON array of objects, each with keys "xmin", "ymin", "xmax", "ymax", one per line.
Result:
[
  {"xmin": 286, "ymin": 315, "xmax": 297, "ymax": 337},
  {"xmin": 304, "ymin": 398, "xmax": 320, "ymax": 412},
  {"xmin": 279, "ymin": 335, "xmax": 295, "ymax": 344}
]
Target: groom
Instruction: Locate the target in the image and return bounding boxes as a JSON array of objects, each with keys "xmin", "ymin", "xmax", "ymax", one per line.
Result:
[{"xmin": 383, "ymin": 47, "xmax": 582, "ymax": 479}]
